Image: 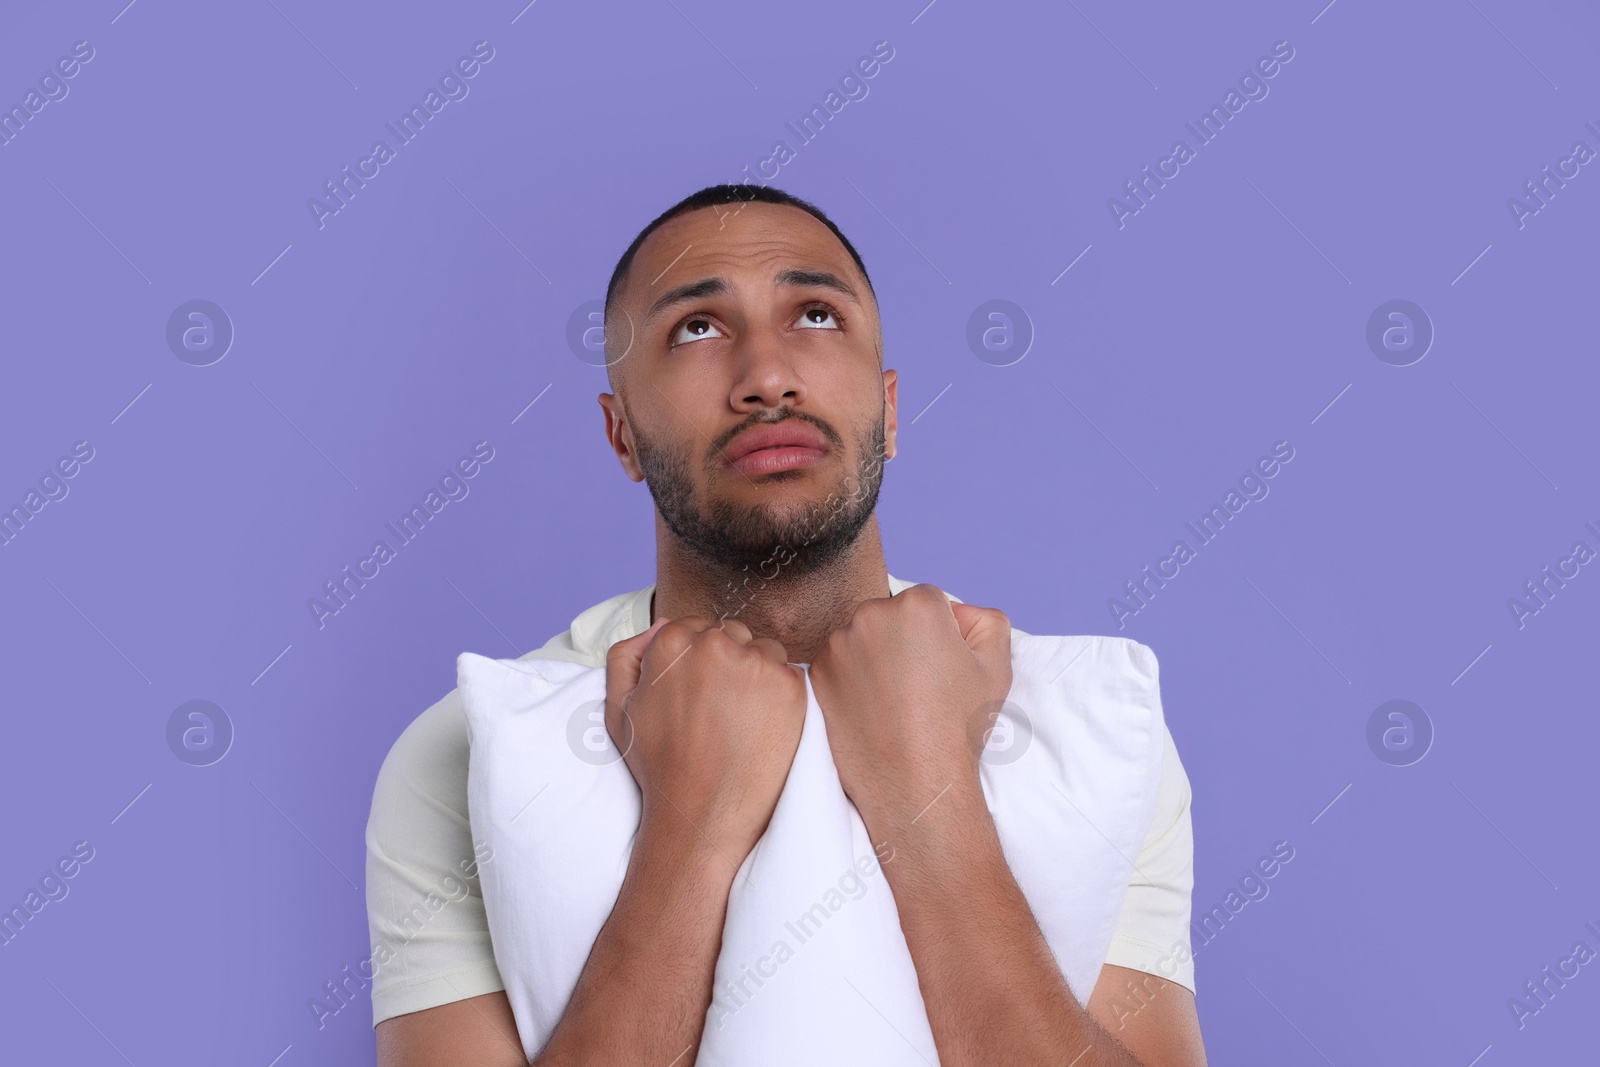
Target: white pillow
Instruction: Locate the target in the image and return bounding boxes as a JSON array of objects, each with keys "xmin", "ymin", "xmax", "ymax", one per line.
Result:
[{"xmin": 460, "ymin": 632, "xmax": 1165, "ymax": 1065}]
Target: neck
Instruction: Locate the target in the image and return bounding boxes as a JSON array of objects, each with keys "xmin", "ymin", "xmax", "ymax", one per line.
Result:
[{"xmin": 650, "ymin": 514, "xmax": 892, "ymax": 664}]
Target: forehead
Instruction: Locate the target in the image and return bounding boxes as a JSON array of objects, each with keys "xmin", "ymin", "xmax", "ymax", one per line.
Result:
[{"xmin": 626, "ymin": 201, "xmax": 861, "ymax": 301}]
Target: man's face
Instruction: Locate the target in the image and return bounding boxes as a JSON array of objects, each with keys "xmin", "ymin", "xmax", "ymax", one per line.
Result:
[{"xmin": 599, "ymin": 201, "xmax": 899, "ymax": 580}]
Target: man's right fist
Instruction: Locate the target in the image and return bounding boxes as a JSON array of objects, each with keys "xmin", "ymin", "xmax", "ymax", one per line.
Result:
[{"xmin": 605, "ymin": 615, "xmax": 808, "ymax": 869}]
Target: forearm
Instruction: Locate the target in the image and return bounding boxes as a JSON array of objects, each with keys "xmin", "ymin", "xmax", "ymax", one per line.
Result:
[
  {"xmin": 871, "ymin": 783, "xmax": 1143, "ymax": 1067},
  {"xmin": 534, "ymin": 820, "xmax": 736, "ymax": 1066}
]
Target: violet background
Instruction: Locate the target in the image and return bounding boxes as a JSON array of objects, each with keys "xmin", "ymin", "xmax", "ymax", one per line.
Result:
[{"xmin": 2, "ymin": 0, "xmax": 1596, "ymax": 1063}]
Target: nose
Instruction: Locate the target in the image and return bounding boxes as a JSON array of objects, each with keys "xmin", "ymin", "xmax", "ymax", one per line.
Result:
[{"xmin": 728, "ymin": 323, "xmax": 808, "ymax": 413}]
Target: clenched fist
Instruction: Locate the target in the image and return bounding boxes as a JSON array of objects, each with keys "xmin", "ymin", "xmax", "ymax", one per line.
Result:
[
  {"xmin": 605, "ymin": 615, "xmax": 808, "ymax": 869},
  {"xmin": 808, "ymin": 583, "xmax": 1013, "ymax": 837}
]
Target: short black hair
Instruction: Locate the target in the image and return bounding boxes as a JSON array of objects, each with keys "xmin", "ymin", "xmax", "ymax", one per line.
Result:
[{"xmin": 603, "ymin": 183, "xmax": 876, "ymax": 346}]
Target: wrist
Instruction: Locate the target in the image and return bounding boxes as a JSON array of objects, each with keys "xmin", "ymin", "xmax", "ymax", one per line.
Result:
[
  {"xmin": 633, "ymin": 810, "xmax": 746, "ymax": 891},
  {"xmin": 860, "ymin": 777, "xmax": 997, "ymax": 884},
  {"xmin": 874, "ymin": 806, "xmax": 1017, "ymax": 964},
  {"xmin": 856, "ymin": 767, "xmax": 988, "ymax": 841}
]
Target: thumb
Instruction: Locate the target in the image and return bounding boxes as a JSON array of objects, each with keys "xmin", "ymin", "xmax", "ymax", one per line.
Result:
[
  {"xmin": 606, "ymin": 617, "xmax": 669, "ymax": 710},
  {"xmin": 949, "ymin": 601, "xmax": 1011, "ymax": 673}
]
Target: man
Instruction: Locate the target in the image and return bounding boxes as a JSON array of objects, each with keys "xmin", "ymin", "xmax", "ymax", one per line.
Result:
[{"xmin": 366, "ymin": 184, "xmax": 1206, "ymax": 1065}]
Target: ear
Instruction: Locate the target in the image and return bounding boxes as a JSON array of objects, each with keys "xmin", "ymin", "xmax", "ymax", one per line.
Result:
[
  {"xmin": 882, "ymin": 368, "xmax": 899, "ymax": 461},
  {"xmin": 598, "ymin": 391, "xmax": 644, "ymax": 482}
]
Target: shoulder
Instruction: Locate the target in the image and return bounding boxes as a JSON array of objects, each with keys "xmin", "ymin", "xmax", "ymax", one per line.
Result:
[
  {"xmin": 366, "ymin": 685, "xmax": 505, "ymax": 1025},
  {"xmin": 368, "ymin": 637, "xmax": 600, "ymax": 833},
  {"xmin": 365, "ymin": 601, "xmax": 628, "ymax": 877},
  {"xmin": 362, "ymin": 588, "xmax": 645, "ymax": 1026},
  {"xmin": 366, "ymin": 685, "xmax": 478, "ymax": 909},
  {"xmin": 369, "ymin": 687, "xmax": 470, "ymax": 830},
  {"xmin": 369, "ymin": 580, "xmax": 640, "ymax": 828}
]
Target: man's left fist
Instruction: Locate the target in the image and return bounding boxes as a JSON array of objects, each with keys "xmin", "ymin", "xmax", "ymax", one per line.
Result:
[{"xmin": 808, "ymin": 583, "xmax": 1013, "ymax": 834}]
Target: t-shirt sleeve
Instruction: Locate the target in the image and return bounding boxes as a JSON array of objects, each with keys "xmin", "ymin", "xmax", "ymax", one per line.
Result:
[
  {"xmin": 1101, "ymin": 721, "xmax": 1196, "ymax": 993},
  {"xmin": 365, "ymin": 688, "xmax": 505, "ymax": 1026}
]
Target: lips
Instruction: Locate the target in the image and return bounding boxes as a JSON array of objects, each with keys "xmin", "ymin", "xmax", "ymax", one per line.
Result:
[{"xmin": 724, "ymin": 422, "xmax": 829, "ymax": 464}]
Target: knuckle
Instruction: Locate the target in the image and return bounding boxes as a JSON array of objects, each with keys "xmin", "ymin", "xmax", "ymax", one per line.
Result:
[
  {"xmin": 842, "ymin": 599, "xmax": 875, "ymax": 628},
  {"xmin": 658, "ymin": 617, "xmax": 693, "ymax": 640},
  {"xmin": 697, "ymin": 625, "xmax": 740, "ymax": 655},
  {"xmin": 653, "ymin": 625, "xmax": 692, "ymax": 657}
]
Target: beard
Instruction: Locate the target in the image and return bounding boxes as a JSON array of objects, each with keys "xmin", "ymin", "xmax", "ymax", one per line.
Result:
[{"xmin": 633, "ymin": 408, "xmax": 886, "ymax": 582}]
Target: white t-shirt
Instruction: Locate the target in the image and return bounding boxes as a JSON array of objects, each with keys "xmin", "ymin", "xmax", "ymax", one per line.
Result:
[{"xmin": 364, "ymin": 574, "xmax": 1196, "ymax": 1026}]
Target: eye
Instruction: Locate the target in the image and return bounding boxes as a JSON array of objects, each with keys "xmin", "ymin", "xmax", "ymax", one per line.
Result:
[
  {"xmin": 796, "ymin": 303, "xmax": 844, "ymax": 330},
  {"xmin": 669, "ymin": 315, "xmax": 727, "ymax": 347}
]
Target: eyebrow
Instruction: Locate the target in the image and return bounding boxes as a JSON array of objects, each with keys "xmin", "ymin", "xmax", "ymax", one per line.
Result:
[{"xmin": 642, "ymin": 268, "xmax": 861, "ymax": 326}]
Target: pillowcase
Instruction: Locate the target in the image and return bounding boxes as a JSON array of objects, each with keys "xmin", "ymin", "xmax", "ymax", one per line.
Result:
[{"xmin": 460, "ymin": 632, "xmax": 1165, "ymax": 1065}]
